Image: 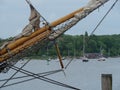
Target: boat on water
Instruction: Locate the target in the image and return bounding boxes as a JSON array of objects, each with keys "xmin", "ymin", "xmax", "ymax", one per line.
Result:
[
  {"xmin": 98, "ymin": 45, "xmax": 106, "ymax": 61},
  {"xmin": 81, "ymin": 32, "xmax": 89, "ymax": 62},
  {"xmin": 81, "ymin": 56, "xmax": 89, "ymax": 62},
  {"xmin": 98, "ymin": 57, "xmax": 106, "ymax": 61}
]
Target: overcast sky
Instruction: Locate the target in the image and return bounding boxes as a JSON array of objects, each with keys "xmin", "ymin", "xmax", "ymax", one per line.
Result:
[{"xmin": 0, "ymin": 0, "xmax": 120, "ymax": 39}]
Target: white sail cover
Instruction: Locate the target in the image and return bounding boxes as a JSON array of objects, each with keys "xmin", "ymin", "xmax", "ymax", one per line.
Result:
[
  {"xmin": 49, "ymin": 0, "xmax": 109, "ymax": 40},
  {"xmin": 0, "ymin": 0, "xmax": 109, "ymax": 73}
]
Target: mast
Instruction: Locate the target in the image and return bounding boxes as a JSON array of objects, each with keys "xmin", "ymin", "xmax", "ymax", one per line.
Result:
[{"xmin": 83, "ymin": 33, "xmax": 85, "ymax": 57}]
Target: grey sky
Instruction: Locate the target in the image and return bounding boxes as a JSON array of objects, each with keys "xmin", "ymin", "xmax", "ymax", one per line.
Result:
[{"xmin": 0, "ymin": 0, "xmax": 120, "ymax": 39}]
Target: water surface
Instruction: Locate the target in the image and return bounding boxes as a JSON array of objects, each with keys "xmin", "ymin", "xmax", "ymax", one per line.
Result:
[{"xmin": 0, "ymin": 57, "xmax": 120, "ymax": 90}]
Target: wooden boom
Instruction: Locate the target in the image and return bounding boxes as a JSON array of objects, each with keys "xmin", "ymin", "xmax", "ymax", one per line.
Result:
[{"xmin": 0, "ymin": 0, "xmax": 109, "ymax": 63}]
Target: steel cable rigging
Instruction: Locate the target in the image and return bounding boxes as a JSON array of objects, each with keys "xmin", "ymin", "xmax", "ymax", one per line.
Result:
[
  {"xmin": 0, "ymin": 60, "xmax": 30, "ymax": 88},
  {"xmin": 0, "ymin": 0, "xmax": 118, "ymax": 90},
  {"xmin": 0, "ymin": 58, "xmax": 80, "ymax": 90},
  {"xmin": 10, "ymin": 65, "xmax": 80, "ymax": 90},
  {"xmin": 79, "ymin": 0, "xmax": 119, "ymax": 53},
  {"xmin": 0, "ymin": 57, "xmax": 74, "ymax": 88},
  {"xmin": 89, "ymin": 0, "xmax": 119, "ymax": 37},
  {"xmin": 0, "ymin": 69, "xmax": 63, "ymax": 88}
]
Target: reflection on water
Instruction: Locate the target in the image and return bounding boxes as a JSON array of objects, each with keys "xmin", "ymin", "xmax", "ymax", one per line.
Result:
[{"xmin": 0, "ymin": 57, "xmax": 120, "ymax": 90}]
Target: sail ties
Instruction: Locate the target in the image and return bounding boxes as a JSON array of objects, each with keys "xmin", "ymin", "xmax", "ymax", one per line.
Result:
[
  {"xmin": 0, "ymin": 0, "xmax": 49, "ymax": 51},
  {"xmin": 48, "ymin": 0, "xmax": 109, "ymax": 40}
]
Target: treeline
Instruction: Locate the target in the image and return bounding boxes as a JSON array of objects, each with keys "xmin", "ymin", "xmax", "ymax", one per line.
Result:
[
  {"xmin": 0, "ymin": 33, "xmax": 120, "ymax": 58},
  {"xmin": 53, "ymin": 33, "xmax": 120, "ymax": 58}
]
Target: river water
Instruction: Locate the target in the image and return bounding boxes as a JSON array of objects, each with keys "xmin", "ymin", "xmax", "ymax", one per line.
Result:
[{"xmin": 0, "ymin": 57, "xmax": 120, "ymax": 90}]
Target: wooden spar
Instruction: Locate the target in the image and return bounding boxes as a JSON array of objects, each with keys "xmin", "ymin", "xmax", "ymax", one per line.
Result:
[
  {"xmin": 0, "ymin": 26, "xmax": 50, "ymax": 56},
  {"xmin": 0, "ymin": 8, "xmax": 83, "ymax": 62},
  {"xmin": 51, "ymin": 8, "xmax": 84, "ymax": 27},
  {"xmin": 0, "ymin": 8, "xmax": 84, "ymax": 62},
  {"xmin": 0, "ymin": 0, "xmax": 109, "ymax": 62},
  {"xmin": 54, "ymin": 42, "xmax": 64, "ymax": 69},
  {"xmin": 0, "ymin": 30, "xmax": 51, "ymax": 62}
]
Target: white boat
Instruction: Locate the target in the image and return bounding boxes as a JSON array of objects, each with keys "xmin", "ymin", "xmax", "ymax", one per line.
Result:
[
  {"xmin": 98, "ymin": 57, "xmax": 106, "ymax": 61},
  {"xmin": 98, "ymin": 45, "xmax": 106, "ymax": 61},
  {"xmin": 82, "ymin": 56, "xmax": 89, "ymax": 62}
]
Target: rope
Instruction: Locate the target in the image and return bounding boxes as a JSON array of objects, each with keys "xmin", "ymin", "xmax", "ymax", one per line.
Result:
[
  {"xmin": 0, "ymin": 69, "xmax": 63, "ymax": 82},
  {"xmin": 10, "ymin": 65, "xmax": 80, "ymax": 90},
  {"xmin": 1, "ymin": 0, "xmax": 118, "ymax": 89},
  {"xmin": 78, "ymin": 0, "xmax": 119, "ymax": 53},
  {"xmin": 0, "ymin": 58, "xmax": 75, "ymax": 88},
  {"xmin": 65, "ymin": 58, "xmax": 74, "ymax": 69},
  {"xmin": 89, "ymin": 0, "xmax": 119, "ymax": 37},
  {"xmin": 25, "ymin": 0, "xmax": 50, "ymax": 26},
  {"xmin": 25, "ymin": 0, "xmax": 32, "ymax": 5},
  {"xmin": 1, "ymin": 69, "xmax": 63, "ymax": 88},
  {"xmin": 0, "ymin": 57, "xmax": 74, "ymax": 88},
  {"xmin": 0, "ymin": 60, "xmax": 30, "ymax": 89},
  {"xmin": 57, "ymin": 0, "xmax": 119, "ymax": 66}
]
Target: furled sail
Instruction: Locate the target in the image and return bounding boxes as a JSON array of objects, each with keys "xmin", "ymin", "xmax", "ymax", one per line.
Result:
[{"xmin": 0, "ymin": 0, "xmax": 109, "ymax": 73}]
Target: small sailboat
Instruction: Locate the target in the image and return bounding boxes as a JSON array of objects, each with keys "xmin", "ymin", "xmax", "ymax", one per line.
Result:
[
  {"xmin": 82, "ymin": 33, "xmax": 89, "ymax": 62},
  {"xmin": 98, "ymin": 46, "xmax": 106, "ymax": 61}
]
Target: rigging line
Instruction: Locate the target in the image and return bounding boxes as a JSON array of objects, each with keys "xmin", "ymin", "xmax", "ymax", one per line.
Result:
[
  {"xmin": 11, "ymin": 66, "xmax": 80, "ymax": 90},
  {"xmin": 10, "ymin": 65, "xmax": 80, "ymax": 90},
  {"xmin": 81, "ymin": 0, "xmax": 119, "ymax": 50},
  {"xmin": 64, "ymin": 58, "xmax": 74, "ymax": 69},
  {"xmin": 73, "ymin": 0, "xmax": 119, "ymax": 57},
  {"xmin": 25, "ymin": 0, "xmax": 49, "ymax": 25},
  {"xmin": 1, "ymin": 69, "xmax": 63, "ymax": 88},
  {"xmin": 89, "ymin": 0, "xmax": 119, "ymax": 37},
  {"xmin": 0, "ymin": 60, "xmax": 30, "ymax": 89},
  {"xmin": 0, "ymin": 69, "xmax": 63, "ymax": 82}
]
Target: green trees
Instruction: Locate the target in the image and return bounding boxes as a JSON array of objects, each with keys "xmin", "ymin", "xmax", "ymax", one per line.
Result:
[
  {"xmin": 55, "ymin": 34, "xmax": 120, "ymax": 57},
  {"xmin": 0, "ymin": 34, "xmax": 120, "ymax": 58}
]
